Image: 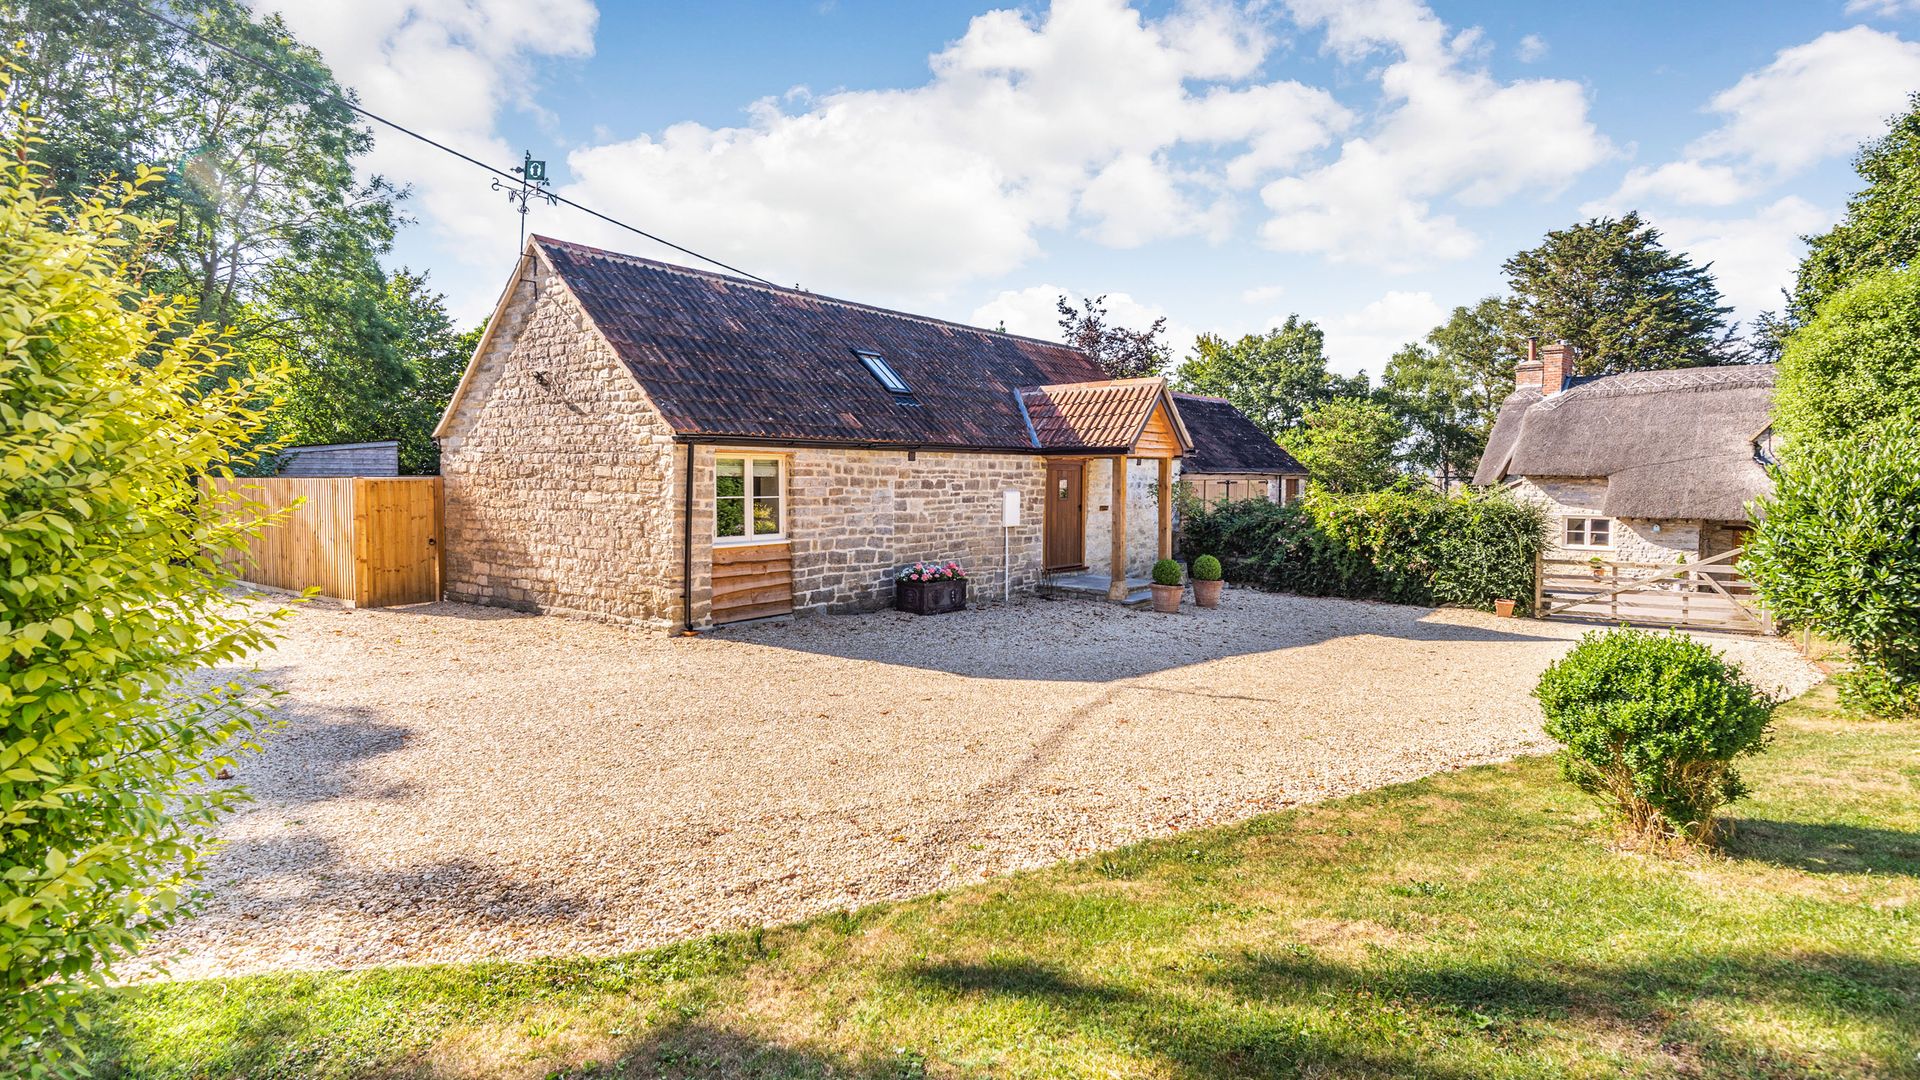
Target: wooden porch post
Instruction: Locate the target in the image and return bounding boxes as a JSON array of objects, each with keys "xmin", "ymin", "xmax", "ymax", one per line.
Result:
[
  {"xmin": 1156, "ymin": 457, "xmax": 1172, "ymax": 561},
  {"xmin": 1108, "ymin": 455, "xmax": 1129, "ymax": 601}
]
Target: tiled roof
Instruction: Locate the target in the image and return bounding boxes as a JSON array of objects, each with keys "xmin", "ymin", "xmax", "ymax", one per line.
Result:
[
  {"xmin": 534, "ymin": 236, "xmax": 1110, "ymax": 450},
  {"xmin": 1173, "ymin": 394, "xmax": 1305, "ymax": 474},
  {"xmin": 1020, "ymin": 379, "xmax": 1176, "ymax": 452}
]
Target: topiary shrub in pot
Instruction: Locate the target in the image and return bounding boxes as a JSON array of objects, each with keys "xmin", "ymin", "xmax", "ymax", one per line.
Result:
[
  {"xmin": 1534, "ymin": 629, "xmax": 1777, "ymax": 849},
  {"xmin": 1150, "ymin": 558, "xmax": 1184, "ymax": 613},
  {"xmin": 1191, "ymin": 554, "xmax": 1224, "ymax": 608}
]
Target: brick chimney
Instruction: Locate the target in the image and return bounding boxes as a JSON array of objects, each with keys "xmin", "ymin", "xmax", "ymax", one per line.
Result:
[
  {"xmin": 1539, "ymin": 341, "xmax": 1572, "ymax": 395},
  {"xmin": 1514, "ymin": 336, "xmax": 1544, "ymax": 392}
]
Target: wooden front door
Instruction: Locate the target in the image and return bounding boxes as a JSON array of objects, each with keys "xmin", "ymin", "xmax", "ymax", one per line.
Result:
[{"xmin": 1044, "ymin": 461, "xmax": 1086, "ymax": 570}]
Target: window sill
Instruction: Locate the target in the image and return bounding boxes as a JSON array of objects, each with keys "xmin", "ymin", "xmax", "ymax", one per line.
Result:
[{"xmin": 714, "ymin": 537, "xmax": 790, "ymax": 548}]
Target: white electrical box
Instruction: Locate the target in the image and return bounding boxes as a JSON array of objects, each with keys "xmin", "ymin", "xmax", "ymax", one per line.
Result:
[{"xmin": 1002, "ymin": 489, "xmax": 1022, "ymax": 527}]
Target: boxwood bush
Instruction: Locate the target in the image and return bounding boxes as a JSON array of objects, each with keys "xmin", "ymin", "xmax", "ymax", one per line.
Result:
[
  {"xmin": 1534, "ymin": 629, "xmax": 1777, "ymax": 847},
  {"xmin": 1191, "ymin": 554, "xmax": 1222, "ymax": 581},
  {"xmin": 1179, "ymin": 488, "xmax": 1547, "ymax": 611},
  {"xmin": 1151, "ymin": 558, "xmax": 1184, "ymax": 586}
]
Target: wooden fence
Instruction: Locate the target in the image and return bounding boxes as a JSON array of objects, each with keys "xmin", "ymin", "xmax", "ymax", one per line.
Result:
[
  {"xmin": 204, "ymin": 476, "xmax": 443, "ymax": 608},
  {"xmin": 1535, "ymin": 548, "xmax": 1771, "ymax": 635}
]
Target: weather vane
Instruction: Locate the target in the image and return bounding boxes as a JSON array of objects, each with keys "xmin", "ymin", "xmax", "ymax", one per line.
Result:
[{"xmin": 493, "ymin": 151, "xmax": 558, "ymax": 251}]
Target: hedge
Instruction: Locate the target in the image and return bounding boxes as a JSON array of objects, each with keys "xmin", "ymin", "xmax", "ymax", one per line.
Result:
[{"xmin": 1179, "ymin": 487, "xmax": 1548, "ymax": 612}]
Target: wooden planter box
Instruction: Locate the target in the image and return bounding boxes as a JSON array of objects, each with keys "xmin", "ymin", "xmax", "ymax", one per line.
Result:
[{"xmin": 897, "ymin": 578, "xmax": 967, "ymax": 616}]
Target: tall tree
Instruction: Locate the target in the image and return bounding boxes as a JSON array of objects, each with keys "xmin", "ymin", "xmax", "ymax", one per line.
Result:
[
  {"xmin": 1281, "ymin": 399, "xmax": 1407, "ymax": 494},
  {"xmin": 2, "ymin": 0, "xmax": 479, "ymax": 469},
  {"xmin": 1056, "ymin": 294, "xmax": 1170, "ymax": 379},
  {"xmin": 1174, "ymin": 316, "xmax": 1367, "ymax": 441},
  {"xmin": 1, "ymin": 0, "xmax": 401, "ymax": 331},
  {"xmin": 1383, "ymin": 298, "xmax": 1524, "ymax": 487},
  {"xmin": 1503, "ymin": 212, "xmax": 1735, "ymax": 376},
  {"xmin": 1789, "ymin": 92, "xmax": 1920, "ymax": 323}
]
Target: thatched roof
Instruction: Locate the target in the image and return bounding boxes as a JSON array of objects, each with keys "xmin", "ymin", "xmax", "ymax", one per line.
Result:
[{"xmin": 1474, "ymin": 364, "xmax": 1776, "ymax": 522}]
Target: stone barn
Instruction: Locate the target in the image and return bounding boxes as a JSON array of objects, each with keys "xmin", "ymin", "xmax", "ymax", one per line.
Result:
[
  {"xmin": 1473, "ymin": 342, "xmax": 1777, "ymax": 570},
  {"xmin": 433, "ymin": 236, "xmax": 1232, "ymax": 630}
]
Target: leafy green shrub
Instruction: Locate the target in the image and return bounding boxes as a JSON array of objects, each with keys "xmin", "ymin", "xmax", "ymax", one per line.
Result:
[
  {"xmin": 1191, "ymin": 554, "xmax": 1222, "ymax": 581},
  {"xmin": 1534, "ymin": 630, "xmax": 1777, "ymax": 847},
  {"xmin": 1, "ymin": 125, "xmax": 286, "ymax": 1070},
  {"xmin": 1151, "ymin": 558, "xmax": 1184, "ymax": 586},
  {"xmin": 1745, "ymin": 418, "xmax": 1920, "ymax": 718},
  {"xmin": 1180, "ymin": 489, "xmax": 1546, "ymax": 611},
  {"xmin": 1774, "ymin": 267, "xmax": 1920, "ymax": 447}
]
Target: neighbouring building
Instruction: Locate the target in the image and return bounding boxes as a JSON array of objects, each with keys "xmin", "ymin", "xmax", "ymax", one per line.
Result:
[
  {"xmin": 1172, "ymin": 393, "xmax": 1309, "ymax": 505},
  {"xmin": 434, "ymin": 236, "xmax": 1246, "ymax": 630},
  {"xmin": 275, "ymin": 440, "xmax": 400, "ymax": 478},
  {"xmin": 1473, "ymin": 342, "xmax": 1777, "ymax": 570}
]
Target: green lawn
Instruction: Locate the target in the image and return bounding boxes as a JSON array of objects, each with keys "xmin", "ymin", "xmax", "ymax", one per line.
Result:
[{"xmin": 86, "ymin": 685, "xmax": 1919, "ymax": 1079}]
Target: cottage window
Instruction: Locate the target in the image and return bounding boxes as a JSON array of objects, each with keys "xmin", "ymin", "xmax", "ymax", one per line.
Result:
[
  {"xmin": 715, "ymin": 455, "xmax": 784, "ymax": 542},
  {"xmin": 1563, "ymin": 516, "xmax": 1612, "ymax": 548},
  {"xmin": 1281, "ymin": 477, "xmax": 1303, "ymax": 505}
]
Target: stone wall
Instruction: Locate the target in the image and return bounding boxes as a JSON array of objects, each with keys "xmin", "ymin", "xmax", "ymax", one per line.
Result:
[
  {"xmin": 438, "ymin": 259, "xmax": 685, "ymax": 629},
  {"xmin": 1513, "ymin": 476, "xmax": 1700, "ymax": 572},
  {"xmin": 1081, "ymin": 457, "xmax": 1179, "ymax": 578}
]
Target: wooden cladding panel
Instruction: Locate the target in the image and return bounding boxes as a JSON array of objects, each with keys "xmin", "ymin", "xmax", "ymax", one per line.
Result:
[
  {"xmin": 1133, "ymin": 402, "xmax": 1184, "ymax": 458},
  {"xmin": 711, "ymin": 541, "xmax": 794, "ymax": 623},
  {"xmin": 202, "ymin": 476, "xmax": 441, "ymax": 607}
]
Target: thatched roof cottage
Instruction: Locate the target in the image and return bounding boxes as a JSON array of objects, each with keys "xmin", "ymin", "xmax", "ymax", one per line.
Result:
[{"xmin": 1473, "ymin": 343, "xmax": 1777, "ymax": 567}]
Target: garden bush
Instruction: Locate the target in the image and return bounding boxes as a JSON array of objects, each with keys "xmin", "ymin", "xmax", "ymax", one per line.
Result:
[
  {"xmin": 1774, "ymin": 267, "xmax": 1920, "ymax": 447},
  {"xmin": 1191, "ymin": 554, "xmax": 1222, "ymax": 581},
  {"xmin": 1534, "ymin": 630, "xmax": 1776, "ymax": 847},
  {"xmin": 1151, "ymin": 558, "xmax": 1184, "ymax": 586},
  {"xmin": 0, "ymin": 119, "xmax": 286, "ymax": 1071},
  {"xmin": 1179, "ymin": 488, "xmax": 1546, "ymax": 611},
  {"xmin": 1744, "ymin": 418, "xmax": 1920, "ymax": 718}
]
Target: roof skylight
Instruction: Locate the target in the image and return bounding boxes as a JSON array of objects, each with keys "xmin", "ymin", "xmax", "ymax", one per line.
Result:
[{"xmin": 853, "ymin": 349, "xmax": 911, "ymax": 395}]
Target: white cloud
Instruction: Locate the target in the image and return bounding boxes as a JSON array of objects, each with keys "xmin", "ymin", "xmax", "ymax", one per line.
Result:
[
  {"xmin": 1589, "ymin": 26, "xmax": 1915, "ymax": 240},
  {"xmin": 1846, "ymin": 0, "xmax": 1920, "ymax": 16},
  {"xmin": 249, "ymin": 0, "xmax": 599, "ymax": 320},
  {"xmin": 1587, "ymin": 161, "xmax": 1755, "ymax": 214},
  {"xmin": 1257, "ymin": 0, "xmax": 1611, "ymax": 270},
  {"xmin": 562, "ymin": 0, "xmax": 1351, "ymax": 299},
  {"xmin": 1240, "ymin": 283, "xmax": 1287, "ymax": 304},
  {"xmin": 971, "ymin": 284, "xmax": 1200, "ymax": 365},
  {"xmin": 1653, "ymin": 196, "xmax": 1835, "ymax": 328},
  {"xmin": 1688, "ymin": 26, "xmax": 1920, "ymax": 175},
  {"xmin": 1516, "ymin": 34, "xmax": 1548, "ymax": 63},
  {"xmin": 1313, "ymin": 289, "xmax": 1448, "ymax": 377}
]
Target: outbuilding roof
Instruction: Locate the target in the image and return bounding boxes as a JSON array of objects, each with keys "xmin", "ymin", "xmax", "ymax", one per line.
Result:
[
  {"xmin": 1172, "ymin": 394, "xmax": 1306, "ymax": 475},
  {"xmin": 530, "ymin": 236, "xmax": 1115, "ymax": 451},
  {"xmin": 1473, "ymin": 364, "xmax": 1776, "ymax": 522}
]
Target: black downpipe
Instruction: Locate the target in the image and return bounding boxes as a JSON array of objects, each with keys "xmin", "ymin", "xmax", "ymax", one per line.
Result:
[{"xmin": 682, "ymin": 441, "xmax": 696, "ymax": 633}]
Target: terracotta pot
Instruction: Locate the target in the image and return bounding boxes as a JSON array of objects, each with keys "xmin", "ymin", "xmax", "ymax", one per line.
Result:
[
  {"xmin": 1150, "ymin": 582, "xmax": 1183, "ymax": 613},
  {"xmin": 1494, "ymin": 598, "xmax": 1516, "ymax": 618},
  {"xmin": 1193, "ymin": 578, "xmax": 1223, "ymax": 608}
]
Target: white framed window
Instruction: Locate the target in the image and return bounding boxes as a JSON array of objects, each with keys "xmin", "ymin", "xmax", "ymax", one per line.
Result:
[
  {"xmin": 715, "ymin": 454, "xmax": 785, "ymax": 543},
  {"xmin": 1563, "ymin": 516, "xmax": 1612, "ymax": 549}
]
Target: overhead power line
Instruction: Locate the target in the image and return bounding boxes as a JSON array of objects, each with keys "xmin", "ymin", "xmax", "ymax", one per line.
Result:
[{"xmin": 121, "ymin": 0, "xmax": 779, "ymax": 287}]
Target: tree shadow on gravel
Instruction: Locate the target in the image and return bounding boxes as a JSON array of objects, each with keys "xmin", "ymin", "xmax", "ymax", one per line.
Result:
[{"xmin": 713, "ymin": 593, "xmax": 1569, "ymax": 681}]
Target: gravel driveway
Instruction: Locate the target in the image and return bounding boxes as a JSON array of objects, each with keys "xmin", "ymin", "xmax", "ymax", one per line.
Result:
[{"xmin": 140, "ymin": 590, "xmax": 1822, "ymax": 980}]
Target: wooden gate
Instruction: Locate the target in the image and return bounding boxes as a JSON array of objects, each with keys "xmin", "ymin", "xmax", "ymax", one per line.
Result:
[
  {"xmin": 205, "ymin": 476, "xmax": 442, "ymax": 607},
  {"xmin": 1536, "ymin": 548, "xmax": 1771, "ymax": 634}
]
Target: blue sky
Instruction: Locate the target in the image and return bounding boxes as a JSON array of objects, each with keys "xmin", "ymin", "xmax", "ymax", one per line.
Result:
[{"xmin": 258, "ymin": 0, "xmax": 1920, "ymax": 376}]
